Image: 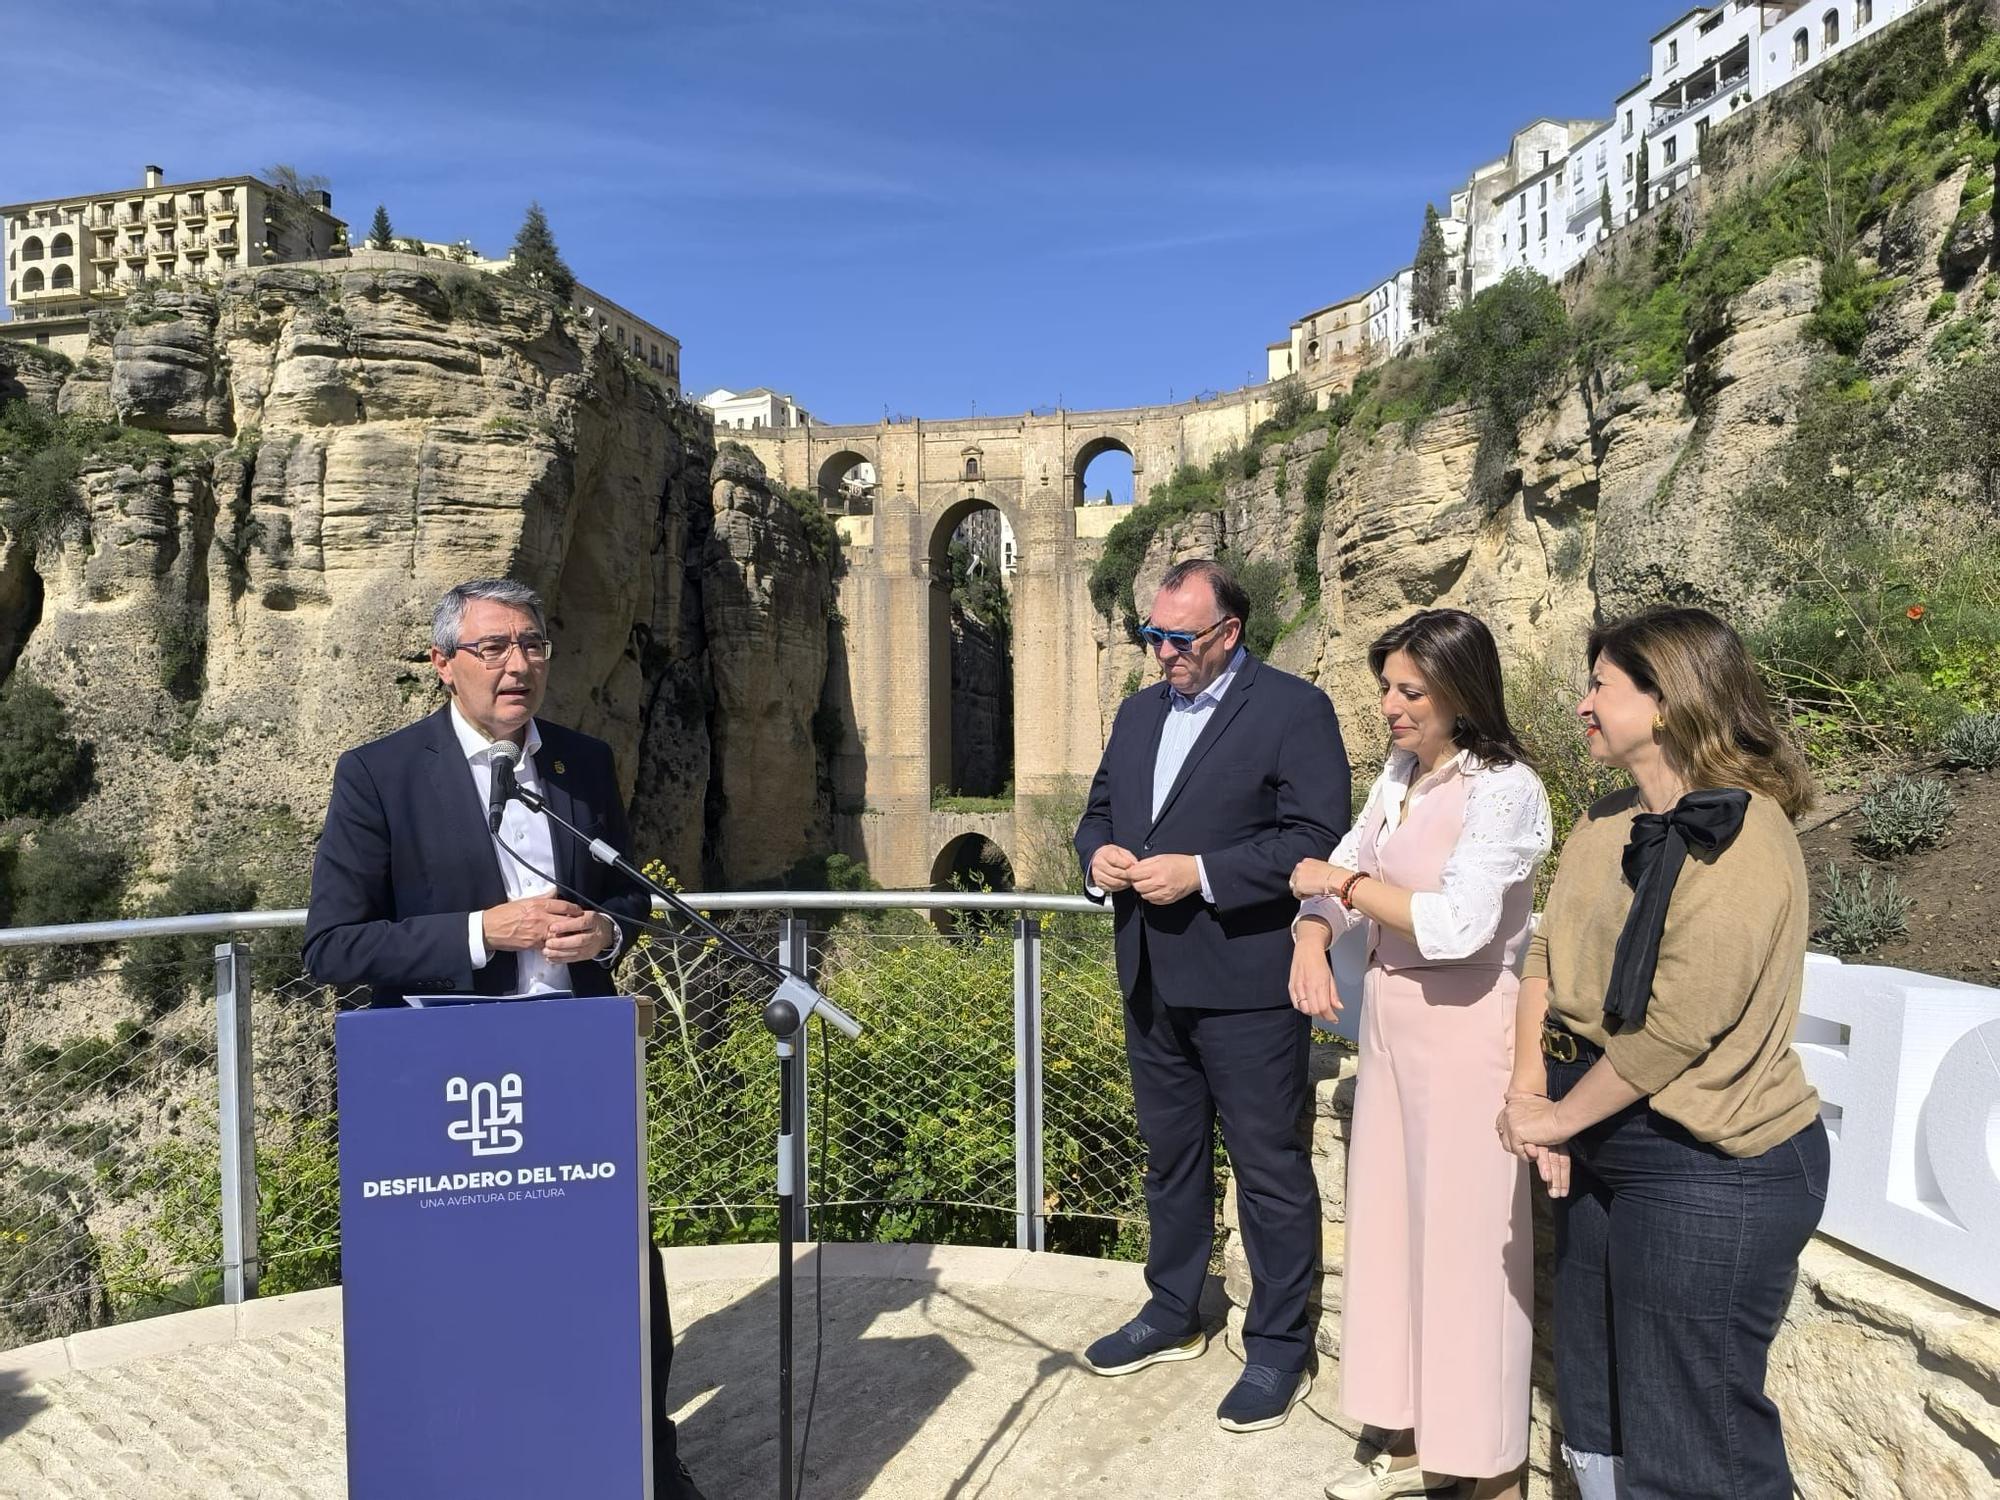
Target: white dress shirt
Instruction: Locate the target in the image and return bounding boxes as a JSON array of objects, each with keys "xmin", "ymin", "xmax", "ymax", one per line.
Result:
[
  {"xmin": 1088, "ymin": 647, "xmax": 1248, "ymax": 903},
  {"xmin": 450, "ymin": 703, "xmax": 608, "ymax": 995},
  {"xmin": 1297, "ymin": 748, "xmax": 1552, "ymax": 959}
]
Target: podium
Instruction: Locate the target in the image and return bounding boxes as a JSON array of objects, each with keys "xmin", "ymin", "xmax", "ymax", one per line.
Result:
[{"xmin": 337, "ymin": 997, "xmax": 652, "ymax": 1499}]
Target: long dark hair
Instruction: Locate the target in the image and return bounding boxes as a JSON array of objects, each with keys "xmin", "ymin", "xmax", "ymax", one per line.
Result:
[
  {"xmin": 1368, "ymin": 609, "xmax": 1531, "ymax": 767},
  {"xmin": 1588, "ymin": 607, "xmax": 1814, "ymax": 819}
]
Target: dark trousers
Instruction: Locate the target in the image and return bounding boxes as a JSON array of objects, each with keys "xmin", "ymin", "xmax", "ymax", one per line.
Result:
[
  {"xmin": 649, "ymin": 1247, "xmax": 681, "ymax": 1486},
  {"xmin": 1547, "ymin": 1055, "xmax": 1828, "ymax": 1499},
  {"xmin": 1124, "ymin": 982, "xmax": 1317, "ymax": 1372}
]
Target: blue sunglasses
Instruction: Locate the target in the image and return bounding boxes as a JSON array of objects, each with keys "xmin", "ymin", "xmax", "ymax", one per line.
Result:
[{"xmin": 1139, "ymin": 618, "xmax": 1229, "ymax": 653}]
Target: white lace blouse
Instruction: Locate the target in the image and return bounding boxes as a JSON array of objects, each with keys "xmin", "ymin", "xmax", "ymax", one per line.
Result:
[{"xmin": 1298, "ymin": 749, "xmax": 1553, "ymax": 962}]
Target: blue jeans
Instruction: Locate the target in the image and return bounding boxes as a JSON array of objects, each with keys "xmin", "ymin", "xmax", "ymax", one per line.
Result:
[{"xmin": 1546, "ymin": 1054, "xmax": 1828, "ymax": 1499}]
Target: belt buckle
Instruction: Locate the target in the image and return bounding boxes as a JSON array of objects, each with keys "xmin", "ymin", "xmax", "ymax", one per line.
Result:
[{"xmin": 1541, "ymin": 1027, "xmax": 1578, "ymax": 1064}]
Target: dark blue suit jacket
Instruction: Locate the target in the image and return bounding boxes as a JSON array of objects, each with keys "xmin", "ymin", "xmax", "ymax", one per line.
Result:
[
  {"xmin": 1074, "ymin": 656, "xmax": 1351, "ymax": 1010},
  {"xmin": 303, "ymin": 707, "xmax": 652, "ymax": 1007}
]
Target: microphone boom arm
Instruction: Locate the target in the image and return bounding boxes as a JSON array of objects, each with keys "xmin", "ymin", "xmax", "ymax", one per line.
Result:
[{"xmin": 508, "ymin": 781, "xmax": 861, "ymax": 1039}]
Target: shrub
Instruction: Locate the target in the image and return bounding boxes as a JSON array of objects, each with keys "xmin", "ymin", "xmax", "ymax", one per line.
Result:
[
  {"xmin": 1928, "ymin": 290, "xmax": 1959, "ymax": 322},
  {"xmin": 438, "ymin": 268, "xmax": 499, "ymax": 322},
  {"xmin": 1505, "ymin": 651, "xmax": 1629, "ymax": 899},
  {"xmin": 1268, "ymin": 378, "xmax": 1313, "ymax": 430},
  {"xmin": 779, "ymin": 487, "xmax": 841, "ymax": 565},
  {"xmin": 10, "ymin": 823, "xmax": 125, "ymax": 928},
  {"xmin": 1930, "ymin": 316, "xmax": 1986, "ymax": 363},
  {"xmin": 1428, "ymin": 270, "xmax": 1572, "ymax": 440},
  {"xmin": 1, "ymin": 442, "xmax": 87, "ymax": 554},
  {"xmin": 1814, "ymin": 862, "xmax": 1910, "ymax": 956},
  {"xmin": 1218, "ymin": 550, "xmax": 1289, "ymax": 658},
  {"xmin": 103, "ymin": 1109, "xmax": 341, "ymax": 1316},
  {"xmin": 1807, "ymin": 258, "xmax": 1898, "ymax": 356},
  {"xmin": 14, "ymin": 1020, "xmax": 209, "ymax": 1101},
  {"xmin": 0, "ymin": 1175, "xmax": 107, "ymax": 1344},
  {"xmin": 1086, "ymin": 462, "xmax": 1232, "ymax": 639},
  {"xmin": 1938, "ymin": 711, "xmax": 2000, "ymax": 768},
  {"xmin": 1293, "ymin": 445, "xmax": 1337, "ymax": 606},
  {"xmin": 121, "ymin": 868, "xmax": 261, "ymax": 1017},
  {"xmin": 0, "ymin": 676, "xmax": 92, "ymax": 818},
  {"xmin": 1855, "ymin": 774, "xmax": 1956, "ymax": 855}
]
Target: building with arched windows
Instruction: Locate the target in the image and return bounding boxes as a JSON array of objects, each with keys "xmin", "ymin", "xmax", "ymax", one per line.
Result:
[{"xmin": 3, "ymin": 164, "xmax": 345, "ymax": 359}]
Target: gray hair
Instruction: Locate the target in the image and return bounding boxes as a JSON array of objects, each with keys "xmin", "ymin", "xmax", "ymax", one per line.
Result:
[{"xmin": 432, "ymin": 578, "xmax": 547, "ymax": 654}]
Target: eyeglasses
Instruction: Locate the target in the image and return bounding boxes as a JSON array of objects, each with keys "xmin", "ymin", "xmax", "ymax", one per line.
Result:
[
  {"xmin": 455, "ymin": 633, "xmax": 554, "ymax": 666},
  {"xmin": 1139, "ymin": 618, "xmax": 1229, "ymax": 653}
]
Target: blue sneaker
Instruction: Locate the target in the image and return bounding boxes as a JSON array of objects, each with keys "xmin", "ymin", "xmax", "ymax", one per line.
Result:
[
  {"xmin": 1216, "ymin": 1362, "xmax": 1312, "ymax": 1432},
  {"xmin": 1083, "ymin": 1315, "xmax": 1206, "ymax": 1376}
]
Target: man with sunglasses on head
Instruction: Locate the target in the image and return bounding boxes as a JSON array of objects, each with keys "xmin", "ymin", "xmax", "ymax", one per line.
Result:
[
  {"xmin": 1074, "ymin": 557, "xmax": 1350, "ymax": 1434},
  {"xmin": 304, "ymin": 577, "xmax": 703, "ymax": 1500}
]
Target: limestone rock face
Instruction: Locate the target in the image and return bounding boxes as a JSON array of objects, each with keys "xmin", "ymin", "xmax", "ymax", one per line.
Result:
[
  {"xmin": 0, "ymin": 263, "xmax": 837, "ymax": 894},
  {"xmin": 0, "ymin": 347, "xmax": 62, "ymax": 413},
  {"xmin": 110, "ymin": 295, "xmax": 233, "ymax": 434},
  {"xmin": 701, "ymin": 456, "xmax": 834, "ymax": 884}
]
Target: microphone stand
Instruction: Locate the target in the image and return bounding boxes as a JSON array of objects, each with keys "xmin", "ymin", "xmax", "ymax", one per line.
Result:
[{"xmin": 506, "ymin": 781, "xmax": 858, "ymax": 1500}]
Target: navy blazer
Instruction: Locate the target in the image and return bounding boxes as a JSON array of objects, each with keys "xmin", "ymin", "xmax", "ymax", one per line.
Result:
[
  {"xmin": 1074, "ymin": 656, "xmax": 1351, "ymax": 1010},
  {"xmin": 303, "ymin": 707, "xmax": 653, "ymax": 1007}
]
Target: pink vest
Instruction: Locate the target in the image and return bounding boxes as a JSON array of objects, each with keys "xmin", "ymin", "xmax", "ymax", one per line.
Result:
[{"xmin": 1356, "ymin": 765, "xmax": 1535, "ymax": 974}]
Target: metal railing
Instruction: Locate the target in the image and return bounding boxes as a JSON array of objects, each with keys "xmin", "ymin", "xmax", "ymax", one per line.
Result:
[{"xmin": 0, "ymin": 894, "xmax": 1139, "ymax": 1350}]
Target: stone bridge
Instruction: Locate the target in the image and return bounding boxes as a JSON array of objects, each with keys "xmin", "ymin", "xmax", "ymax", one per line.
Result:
[{"xmin": 730, "ymin": 388, "xmax": 1283, "ymax": 888}]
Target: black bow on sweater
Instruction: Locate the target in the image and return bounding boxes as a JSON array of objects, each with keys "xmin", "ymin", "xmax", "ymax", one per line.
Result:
[{"xmin": 1603, "ymin": 788, "xmax": 1751, "ymax": 1033}]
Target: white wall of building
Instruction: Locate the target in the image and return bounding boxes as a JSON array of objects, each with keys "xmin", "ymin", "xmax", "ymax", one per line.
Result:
[{"xmin": 701, "ymin": 387, "xmax": 810, "ymax": 431}]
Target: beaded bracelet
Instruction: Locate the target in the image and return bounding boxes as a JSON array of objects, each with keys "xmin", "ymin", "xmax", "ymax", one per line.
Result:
[{"xmin": 1337, "ymin": 871, "xmax": 1371, "ymax": 908}]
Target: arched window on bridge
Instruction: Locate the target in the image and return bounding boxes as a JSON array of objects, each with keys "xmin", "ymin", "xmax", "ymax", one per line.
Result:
[
  {"xmin": 1074, "ymin": 435, "xmax": 1135, "ymax": 507},
  {"xmin": 816, "ymin": 450, "xmax": 876, "ymax": 516}
]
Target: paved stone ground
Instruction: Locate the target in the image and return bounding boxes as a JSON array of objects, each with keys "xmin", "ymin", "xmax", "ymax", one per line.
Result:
[{"xmin": 0, "ymin": 1247, "xmax": 1374, "ymax": 1500}]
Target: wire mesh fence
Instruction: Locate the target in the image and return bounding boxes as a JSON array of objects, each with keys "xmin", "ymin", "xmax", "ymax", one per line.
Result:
[
  {"xmin": 1, "ymin": 897, "xmax": 1149, "ymax": 1351},
  {"xmin": 0, "ymin": 938, "xmax": 225, "ymax": 1347}
]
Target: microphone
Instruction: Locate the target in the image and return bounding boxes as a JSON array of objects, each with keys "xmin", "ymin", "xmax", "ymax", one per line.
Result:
[{"xmin": 488, "ymin": 740, "xmax": 521, "ymax": 834}]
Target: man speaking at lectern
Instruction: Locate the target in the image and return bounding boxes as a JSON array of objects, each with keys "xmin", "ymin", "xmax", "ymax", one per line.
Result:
[{"xmin": 304, "ymin": 576, "xmax": 703, "ymax": 1500}]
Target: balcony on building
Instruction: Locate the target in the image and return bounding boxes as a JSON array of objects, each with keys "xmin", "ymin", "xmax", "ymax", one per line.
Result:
[{"xmin": 1649, "ymin": 37, "xmax": 1751, "ymax": 134}]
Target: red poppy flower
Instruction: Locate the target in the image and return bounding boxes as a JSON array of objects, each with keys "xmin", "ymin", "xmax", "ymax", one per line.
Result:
[{"xmin": 1906, "ymin": 605, "xmax": 1927, "ymax": 621}]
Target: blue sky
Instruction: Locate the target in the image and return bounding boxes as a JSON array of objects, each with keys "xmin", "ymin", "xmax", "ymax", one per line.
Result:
[{"xmin": 7, "ymin": 0, "xmax": 1650, "ymax": 441}]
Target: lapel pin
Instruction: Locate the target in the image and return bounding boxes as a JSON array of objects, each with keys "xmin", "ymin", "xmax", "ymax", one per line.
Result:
[{"xmin": 551, "ymin": 759, "xmax": 566, "ymax": 776}]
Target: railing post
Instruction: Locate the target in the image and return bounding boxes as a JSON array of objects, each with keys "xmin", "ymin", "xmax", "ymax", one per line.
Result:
[
  {"xmin": 1013, "ymin": 916, "xmax": 1045, "ymax": 1252},
  {"xmin": 214, "ymin": 940, "xmax": 259, "ymax": 1303},
  {"xmin": 777, "ymin": 914, "xmax": 812, "ymax": 1242}
]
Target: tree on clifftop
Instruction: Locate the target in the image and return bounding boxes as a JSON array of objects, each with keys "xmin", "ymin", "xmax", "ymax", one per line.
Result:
[
  {"xmin": 368, "ymin": 204, "xmax": 395, "ymax": 250},
  {"xmin": 502, "ymin": 203, "xmax": 576, "ymax": 304},
  {"xmin": 1599, "ymin": 181, "xmax": 1614, "ymax": 235},
  {"xmin": 261, "ymin": 163, "xmax": 331, "ymax": 249},
  {"xmin": 1412, "ymin": 203, "xmax": 1450, "ymax": 328}
]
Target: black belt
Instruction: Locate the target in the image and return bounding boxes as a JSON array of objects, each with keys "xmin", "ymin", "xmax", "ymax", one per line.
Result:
[{"xmin": 1541, "ymin": 1018, "xmax": 1604, "ymax": 1065}]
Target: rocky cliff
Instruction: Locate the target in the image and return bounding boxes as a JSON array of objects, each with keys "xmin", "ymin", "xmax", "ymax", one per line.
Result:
[
  {"xmin": 1095, "ymin": 1, "xmax": 1999, "ymax": 756},
  {"xmin": 0, "ymin": 261, "xmax": 838, "ymax": 898}
]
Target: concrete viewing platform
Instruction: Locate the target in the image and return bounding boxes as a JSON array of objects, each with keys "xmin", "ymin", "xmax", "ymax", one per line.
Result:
[{"xmin": 0, "ymin": 1243, "xmax": 1369, "ymax": 1500}]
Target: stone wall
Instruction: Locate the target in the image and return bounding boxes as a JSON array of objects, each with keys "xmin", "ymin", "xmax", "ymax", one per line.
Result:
[{"xmin": 1219, "ymin": 1050, "xmax": 2000, "ymax": 1497}]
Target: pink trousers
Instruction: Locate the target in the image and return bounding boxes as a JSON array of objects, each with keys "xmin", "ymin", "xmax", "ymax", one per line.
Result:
[{"xmin": 1339, "ymin": 962, "xmax": 1533, "ymax": 1478}]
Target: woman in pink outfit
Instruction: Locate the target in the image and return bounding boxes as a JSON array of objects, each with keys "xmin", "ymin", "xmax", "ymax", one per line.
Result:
[{"xmin": 1289, "ymin": 610, "xmax": 1552, "ymax": 1500}]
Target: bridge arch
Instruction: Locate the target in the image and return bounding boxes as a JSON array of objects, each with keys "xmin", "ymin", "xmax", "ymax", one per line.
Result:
[
  {"xmin": 928, "ymin": 496, "xmax": 1017, "ymax": 803},
  {"xmin": 1071, "ymin": 432, "xmax": 1137, "ymax": 507},
  {"xmin": 815, "ymin": 447, "xmax": 877, "ymax": 512}
]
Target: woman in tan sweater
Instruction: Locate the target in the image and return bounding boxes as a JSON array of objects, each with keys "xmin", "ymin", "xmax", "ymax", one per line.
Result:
[{"xmin": 1499, "ymin": 607, "xmax": 1825, "ymax": 1500}]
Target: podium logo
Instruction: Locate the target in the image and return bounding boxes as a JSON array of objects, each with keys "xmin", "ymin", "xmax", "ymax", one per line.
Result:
[{"xmin": 445, "ymin": 1073, "xmax": 524, "ymax": 1156}]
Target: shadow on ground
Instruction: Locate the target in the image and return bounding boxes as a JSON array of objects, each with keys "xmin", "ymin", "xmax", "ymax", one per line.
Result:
[{"xmin": 0, "ymin": 1370, "xmax": 49, "ymax": 1447}]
